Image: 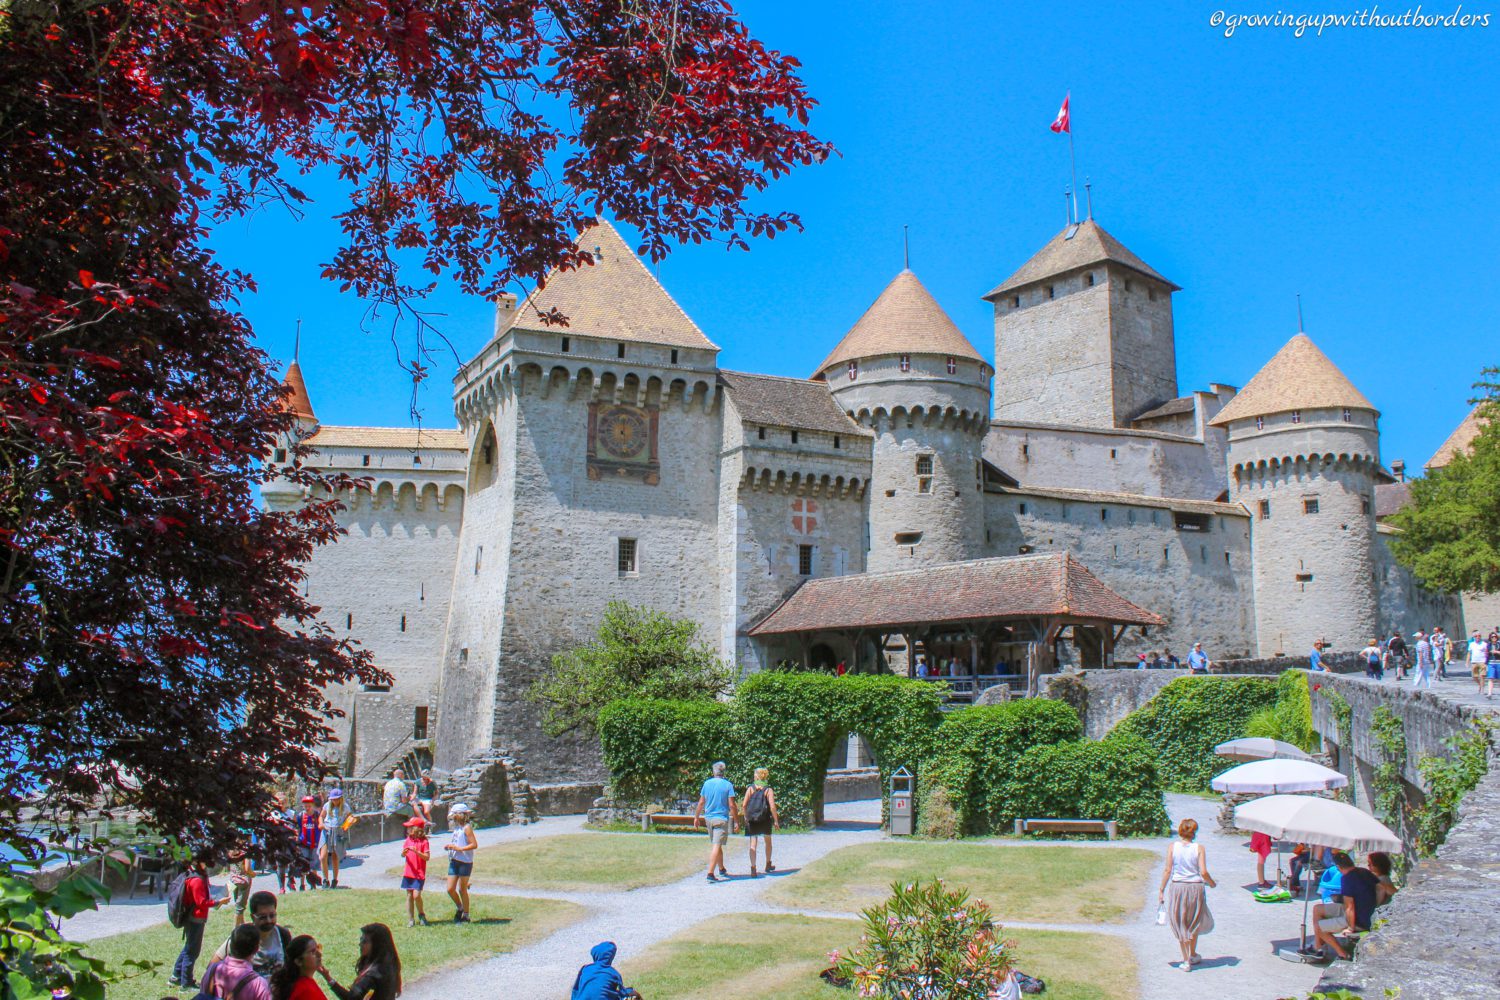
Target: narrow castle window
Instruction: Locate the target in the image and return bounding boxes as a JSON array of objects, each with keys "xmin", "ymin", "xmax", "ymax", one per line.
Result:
[
  {"xmin": 1303, "ymin": 498, "xmax": 1320, "ymax": 515},
  {"xmin": 1100, "ymin": 508, "xmax": 1109, "ymax": 522},
  {"xmin": 758, "ymin": 426, "xmax": 766, "ymax": 440},
  {"xmin": 1086, "ymin": 272, "xmax": 1096, "ymax": 287},
  {"xmin": 798, "ymin": 544, "xmax": 814, "ymax": 576},
  {"xmin": 791, "ymin": 430, "xmax": 799, "ymax": 444},
  {"xmin": 1109, "ymin": 449, "xmax": 1116, "ymax": 459},
  {"xmin": 482, "ymin": 443, "xmax": 494, "ymax": 465},
  {"xmin": 1125, "ymin": 279, "xmax": 1134, "ymax": 292},
  {"xmin": 916, "ymin": 454, "xmax": 934, "ymax": 494},
  {"xmin": 1225, "ymin": 551, "xmax": 1232, "ymax": 564},
  {"xmin": 412, "ymin": 454, "xmax": 422, "ymax": 466},
  {"xmin": 848, "ymin": 361, "xmax": 858, "ymax": 381},
  {"xmin": 1200, "ymin": 544, "xmax": 1207, "ymax": 563},
  {"xmin": 616, "ymin": 343, "xmax": 625, "ymax": 359},
  {"xmin": 1259, "ymin": 500, "xmax": 1271, "ymax": 519},
  {"xmin": 1021, "ymin": 443, "xmax": 1030, "ymax": 459},
  {"xmin": 975, "ymin": 460, "xmax": 982, "ymax": 491},
  {"xmin": 894, "ymin": 531, "xmax": 923, "ymax": 546},
  {"xmin": 346, "ymin": 612, "xmax": 353, "ymax": 630},
  {"xmin": 1148, "ymin": 287, "xmax": 1157, "ymax": 301},
  {"xmin": 273, "ymin": 448, "xmax": 287, "ymax": 463},
  {"xmin": 1256, "ymin": 416, "xmax": 1264, "ymax": 430},
  {"xmin": 618, "ymin": 538, "xmax": 638, "ymax": 575},
  {"xmin": 400, "ymin": 614, "xmax": 406, "ymax": 632},
  {"xmin": 474, "ymin": 546, "xmax": 482, "ymax": 573},
  {"xmin": 413, "ymin": 706, "xmax": 429, "ymax": 740},
  {"xmin": 1018, "ymin": 502, "xmax": 1027, "ymax": 515},
  {"xmin": 561, "ymin": 336, "xmax": 570, "ymax": 353},
  {"xmin": 1362, "ymin": 496, "xmax": 1371, "ymax": 516},
  {"xmin": 458, "ymin": 647, "xmax": 468, "ymax": 665},
  {"xmin": 1291, "ymin": 410, "xmax": 1302, "ymax": 424},
  {"xmin": 1010, "ymin": 295, "xmax": 1020, "ymax": 308},
  {"xmin": 1163, "ymin": 547, "xmax": 1170, "ymax": 563},
  {"xmin": 899, "ymin": 354, "xmax": 910, "ymax": 372},
  {"xmin": 946, "ymin": 357, "xmax": 957, "ymax": 375},
  {"xmin": 420, "ymin": 581, "xmax": 425, "ymax": 601},
  {"xmin": 834, "ymin": 435, "xmax": 841, "ymax": 449},
  {"xmin": 671, "ymin": 349, "xmax": 679, "ymax": 364},
  {"xmin": 362, "ymin": 454, "xmax": 370, "ymax": 467},
  {"xmin": 1046, "ymin": 285, "xmax": 1055, "ymax": 299},
  {"xmin": 1342, "ymin": 408, "xmax": 1351, "ymax": 422}
]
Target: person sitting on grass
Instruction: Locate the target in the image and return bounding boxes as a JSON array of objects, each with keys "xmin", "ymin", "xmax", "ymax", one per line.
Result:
[
  {"xmin": 269, "ymin": 935, "xmax": 326, "ymax": 1000},
  {"xmin": 398, "ymin": 817, "xmax": 430, "ymax": 927},
  {"xmin": 569, "ymin": 941, "xmax": 640, "ymax": 1000},
  {"xmin": 1310, "ymin": 851, "xmax": 1380, "ymax": 961}
]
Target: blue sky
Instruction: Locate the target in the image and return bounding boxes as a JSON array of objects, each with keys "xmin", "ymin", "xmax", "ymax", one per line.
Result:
[{"xmin": 221, "ymin": 0, "xmax": 1498, "ymax": 471}]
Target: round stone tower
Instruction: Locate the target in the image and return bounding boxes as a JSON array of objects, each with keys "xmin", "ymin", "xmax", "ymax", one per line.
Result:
[
  {"xmin": 1209, "ymin": 332, "xmax": 1381, "ymax": 655},
  {"xmin": 816, "ymin": 270, "xmax": 991, "ymax": 571}
]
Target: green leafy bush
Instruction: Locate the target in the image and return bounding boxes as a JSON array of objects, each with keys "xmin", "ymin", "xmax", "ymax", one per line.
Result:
[
  {"xmin": 1412, "ymin": 718, "xmax": 1493, "ymax": 856},
  {"xmin": 597, "ymin": 698, "xmax": 733, "ymax": 801},
  {"xmin": 831, "ymin": 879, "xmax": 1016, "ymax": 999},
  {"xmin": 1005, "ymin": 734, "xmax": 1171, "ymax": 836},
  {"xmin": 1245, "ymin": 670, "xmax": 1315, "ymax": 751},
  {"xmin": 1111, "ymin": 676, "xmax": 1277, "ymax": 792},
  {"xmin": 926, "ymin": 701, "xmax": 1084, "ymax": 834}
]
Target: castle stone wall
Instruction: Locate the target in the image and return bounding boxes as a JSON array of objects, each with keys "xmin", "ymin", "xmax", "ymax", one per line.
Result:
[
  {"xmin": 1462, "ymin": 591, "xmax": 1500, "ymax": 634},
  {"xmin": 1375, "ymin": 527, "xmax": 1464, "ymax": 640},
  {"xmin": 985, "ymin": 491, "xmax": 1256, "ymax": 659},
  {"xmin": 984, "ymin": 421, "xmax": 1225, "ymax": 499}
]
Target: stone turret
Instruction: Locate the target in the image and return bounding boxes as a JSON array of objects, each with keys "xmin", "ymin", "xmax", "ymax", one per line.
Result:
[
  {"xmin": 1210, "ymin": 333, "xmax": 1381, "ymax": 654},
  {"xmin": 816, "ymin": 270, "xmax": 991, "ymax": 571},
  {"xmin": 986, "ymin": 219, "xmax": 1180, "ymax": 428}
]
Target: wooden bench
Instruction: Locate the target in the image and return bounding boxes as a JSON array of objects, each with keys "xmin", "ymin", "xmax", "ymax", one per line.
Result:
[
  {"xmin": 1013, "ymin": 817, "xmax": 1118, "ymax": 840},
  {"xmin": 640, "ymin": 813, "xmax": 700, "ymax": 832}
]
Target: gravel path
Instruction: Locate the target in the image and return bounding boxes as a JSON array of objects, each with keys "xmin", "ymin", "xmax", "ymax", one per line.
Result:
[{"xmin": 62, "ymin": 797, "xmax": 1325, "ymax": 999}]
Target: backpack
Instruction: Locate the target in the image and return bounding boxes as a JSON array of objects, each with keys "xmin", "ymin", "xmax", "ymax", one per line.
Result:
[
  {"xmin": 745, "ymin": 787, "xmax": 771, "ymax": 824},
  {"xmin": 166, "ymin": 870, "xmax": 198, "ymax": 928},
  {"xmin": 192, "ymin": 962, "xmax": 259, "ymax": 1000}
]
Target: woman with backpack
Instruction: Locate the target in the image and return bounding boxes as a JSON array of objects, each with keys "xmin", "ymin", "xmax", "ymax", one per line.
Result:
[
  {"xmin": 170, "ymin": 853, "xmax": 229, "ymax": 988},
  {"xmin": 741, "ymin": 767, "xmax": 780, "ymax": 878}
]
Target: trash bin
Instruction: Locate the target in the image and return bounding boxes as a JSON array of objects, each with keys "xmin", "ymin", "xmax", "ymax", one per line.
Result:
[{"xmin": 889, "ymin": 766, "xmax": 914, "ymax": 836}]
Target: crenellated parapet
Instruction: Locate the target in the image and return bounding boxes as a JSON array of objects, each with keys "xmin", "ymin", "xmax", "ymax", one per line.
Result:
[
  {"xmin": 846, "ymin": 402, "xmax": 990, "ymax": 437},
  {"xmin": 739, "ymin": 465, "xmax": 868, "ymax": 500}
]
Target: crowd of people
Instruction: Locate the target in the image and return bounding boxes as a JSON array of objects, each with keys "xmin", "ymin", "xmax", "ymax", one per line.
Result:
[{"xmin": 1347, "ymin": 625, "xmax": 1500, "ymax": 697}]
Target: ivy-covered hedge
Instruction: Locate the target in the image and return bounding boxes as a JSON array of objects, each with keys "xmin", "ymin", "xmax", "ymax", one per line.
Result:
[
  {"xmin": 1111, "ymin": 676, "xmax": 1277, "ymax": 792},
  {"xmin": 1244, "ymin": 670, "xmax": 1316, "ymax": 751},
  {"xmin": 596, "ymin": 698, "xmax": 733, "ymax": 801},
  {"xmin": 921, "ymin": 701, "xmax": 1083, "ymax": 835},
  {"xmin": 1005, "ymin": 734, "xmax": 1171, "ymax": 836}
]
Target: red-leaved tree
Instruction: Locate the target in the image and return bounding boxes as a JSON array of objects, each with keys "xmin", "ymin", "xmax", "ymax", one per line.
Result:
[{"xmin": 0, "ymin": 0, "xmax": 830, "ymax": 869}]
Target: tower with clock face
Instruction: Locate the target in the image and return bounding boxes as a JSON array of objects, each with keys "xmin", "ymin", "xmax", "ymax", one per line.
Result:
[{"xmin": 588, "ymin": 401, "xmax": 660, "ymax": 484}]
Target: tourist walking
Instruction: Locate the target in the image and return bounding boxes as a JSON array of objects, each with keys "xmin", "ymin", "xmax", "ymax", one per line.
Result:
[
  {"xmin": 1157, "ymin": 819, "xmax": 1216, "ymax": 973},
  {"xmin": 230, "ymin": 845, "xmax": 254, "ymax": 926},
  {"xmin": 211, "ymin": 890, "xmax": 293, "ymax": 979},
  {"xmin": 319, "ymin": 788, "xmax": 354, "ymax": 888},
  {"xmin": 295, "ymin": 795, "xmax": 322, "ymax": 890},
  {"xmin": 206, "ymin": 925, "xmax": 274, "ymax": 1000},
  {"xmin": 1469, "ymin": 630, "xmax": 1490, "ymax": 694},
  {"xmin": 1412, "ymin": 630, "xmax": 1434, "ymax": 689},
  {"xmin": 321, "ymin": 924, "xmax": 401, "ymax": 1000},
  {"xmin": 269, "ymin": 935, "xmax": 327, "ymax": 1000},
  {"xmin": 1359, "ymin": 638, "xmax": 1383, "ymax": 680},
  {"xmin": 398, "ymin": 817, "xmax": 430, "ymax": 926},
  {"xmin": 1187, "ymin": 642, "xmax": 1210, "ymax": 674},
  {"xmin": 1431, "ymin": 626, "xmax": 1449, "ymax": 679},
  {"xmin": 171, "ymin": 853, "xmax": 229, "ymax": 988},
  {"xmin": 741, "ymin": 768, "xmax": 780, "ymax": 877},
  {"xmin": 1488, "ymin": 627, "xmax": 1500, "ymax": 700},
  {"xmin": 570, "ymin": 941, "xmax": 640, "ymax": 1000},
  {"xmin": 1387, "ymin": 630, "xmax": 1409, "ymax": 680},
  {"xmin": 270, "ymin": 793, "xmax": 295, "ymax": 893},
  {"xmin": 442, "ymin": 802, "xmax": 478, "ymax": 923},
  {"xmin": 692, "ymin": 761, "xmax": 739, "ymax": 882}
]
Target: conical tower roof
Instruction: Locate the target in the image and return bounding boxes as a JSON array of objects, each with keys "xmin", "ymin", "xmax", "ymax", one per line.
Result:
[
  {"xmin": 984, "ymin": 219, "xmax": 1178, "ymax": 299},
  {"xmin": 1209, "ymin": 333, "xmax": 1377, "ymax": 427},
  {"xmin": 1427, "ymin": 405, "xmax": 1488, "ymax": 469},
  {"xmin": 816, "ymin": 270, "xmax": 984, "ymax": 374},
  {"xmin": 282, "ymin": 360, "xmax": 316, "ymax": 422},
  {"xmin": 502, "ymin": 219, "xmax": 716, "ymax": 351}
]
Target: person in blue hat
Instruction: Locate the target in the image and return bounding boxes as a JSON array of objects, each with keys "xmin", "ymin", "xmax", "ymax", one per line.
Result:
[{"xmin": 570, "ymin": 942, "xmax": 639, "ymax": 1000}]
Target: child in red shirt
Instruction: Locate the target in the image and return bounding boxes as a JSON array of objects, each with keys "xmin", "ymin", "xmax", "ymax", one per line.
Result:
[{"xmin": 399, "ymin": 817, "xmax": 430, "ymax": 927}]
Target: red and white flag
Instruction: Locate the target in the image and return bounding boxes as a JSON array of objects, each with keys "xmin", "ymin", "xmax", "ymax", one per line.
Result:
[{"xmin": 1050, "ymin": 93, "xmax": 1070, "ymax": 134}]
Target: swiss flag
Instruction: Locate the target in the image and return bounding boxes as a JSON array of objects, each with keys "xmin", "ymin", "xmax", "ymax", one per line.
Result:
[{"xmin": 1050, "ymin": 93, "xmax": 1070, "ymax": 134}]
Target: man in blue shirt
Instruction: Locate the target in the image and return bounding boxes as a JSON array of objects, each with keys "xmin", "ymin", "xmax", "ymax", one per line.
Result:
[
  {"xmin": 1187, "ymin": 643, "xmax": 1210, "ymax": 674},
  {"xmin": 1309, "ymin": 640, "xmax": 1330, "ymax": 672},
  {"xmin": 692, "ymin": 761, "xmax": 739, "ymax": 883},
  {"xmin": 1311, "ymin": 851, "xmax": 1380, "ymax": 961}
]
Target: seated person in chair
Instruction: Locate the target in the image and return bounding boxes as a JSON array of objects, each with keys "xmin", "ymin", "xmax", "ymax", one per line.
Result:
[
  {"xmin": 1367, "ymin": 851, "xmax": 1398, "ymax": 907},
  {"xmin": 1311, "ymin": 851, "xmax": 1380, "ymax": 961}
]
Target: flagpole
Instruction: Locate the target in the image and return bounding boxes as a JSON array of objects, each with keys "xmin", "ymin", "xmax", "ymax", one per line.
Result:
[{"xmin": 1067, "ymin": 96, "xmax": 1078, "ymax": 224}]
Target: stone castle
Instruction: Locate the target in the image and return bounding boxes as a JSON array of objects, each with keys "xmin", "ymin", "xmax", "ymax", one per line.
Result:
[{"xmin": 263, "ymin": 216, "xmax": 1465, "ymax": 784}]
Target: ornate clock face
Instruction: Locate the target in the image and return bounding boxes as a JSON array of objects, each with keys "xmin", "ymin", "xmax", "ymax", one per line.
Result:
[{"xmin": 598, "ymin": 406, "xmax": 648, "ymax": 459}]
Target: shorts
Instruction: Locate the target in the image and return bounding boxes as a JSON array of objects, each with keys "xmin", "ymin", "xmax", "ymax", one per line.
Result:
[
  {"xmin": 1474, "ymin": 662, "xmax": 1486, "ymax": 677},
  {"xmin": 231, "ymin": 880, "xmax": 251, "ymax": 913},
  {"xmin": 320, "ymin": 830, "xmax": 347, "ymax": 860},
  {"xmin": 400, "ymin": 876, "xmax": 425, "ymax": 891},
  {"xmin": 299, "ymin": 844, "xmax": 319, "ymax": 868},
  {"xmin": 706, "ymin": 818, "xmax": 729, "ymax": 845},
  {"xmin": 1317, "ymin": 913, "xmax": 1349, "ymax": 933},
  {"xmin": 1489, "ymin": 663, "xmax": 1500, "ymax": 680},
  {"xmin": 448, "ymin": 860, "xmax": 473, "ymax": 878}
]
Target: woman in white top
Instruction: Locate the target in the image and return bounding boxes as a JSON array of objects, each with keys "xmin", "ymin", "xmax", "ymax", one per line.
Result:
[
  {"xmin": 1157, "ymin": 817, "xmax": 1216, "ymax": 972},
  {"xmin": 442, "ymin": 802, "xmax": 479, "ymax": 923}
]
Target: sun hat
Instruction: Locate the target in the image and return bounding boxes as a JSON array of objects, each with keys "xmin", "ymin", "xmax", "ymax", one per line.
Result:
[
  {"xmin": 449, "ymin": 802, "xmax": 472, "ymax": 815},
  {"xmin": 403, "ymin": 816, "xmax": 427, "ymax": 828},
  {"xmin": 328, "ymin": 788, "xmax": 343, "ymax": 799}
]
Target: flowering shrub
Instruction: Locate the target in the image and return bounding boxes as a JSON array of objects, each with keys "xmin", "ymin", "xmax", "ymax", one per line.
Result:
[{"xmin": 832, "ymin": 880, "xmax": 1014, "ymax": 999}]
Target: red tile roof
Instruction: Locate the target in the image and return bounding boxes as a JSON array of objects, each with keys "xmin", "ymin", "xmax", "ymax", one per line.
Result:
[
  {"xmin": 283, "ymin": 361, "xmax": 316, "ymax": 421},
  {"xmin": 748, "ymin": 553, "xmax": 1165, "ymax": 635}
]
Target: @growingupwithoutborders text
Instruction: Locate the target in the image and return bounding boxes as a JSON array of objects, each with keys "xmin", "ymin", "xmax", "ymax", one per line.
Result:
[{"xmin": 1211, "ymin": 5, "xmax": 1491, "ymax": 35}]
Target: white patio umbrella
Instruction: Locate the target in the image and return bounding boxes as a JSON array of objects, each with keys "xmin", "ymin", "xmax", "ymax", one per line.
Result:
[
  {"xmin": 1234, "ymin": 794, "xmax": 1403, "ymax": 963},
  {"xmin": 1211, "ymin": 759, "xmax": 1348, "ymax": 795},
  {"xmin": 1214, "ymin": 737, "xmax": 1313, "ymax": 762}
]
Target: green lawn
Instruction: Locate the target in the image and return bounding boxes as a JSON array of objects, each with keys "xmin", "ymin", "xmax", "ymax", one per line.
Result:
[
  {"xmin": 625, "ymin": 912, "xmax": 1138, "ymax": 1000},
  {"xmin": 83, "ymin": 889, "xmax": 585, "ymax": 1000},
  {"xmin": 763, "ymin": 842, "xmax": 1157, "ymax": 924},
  {"xmin": 434, "ymin": 832, "xmax": 708, "ymax": 891}
]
